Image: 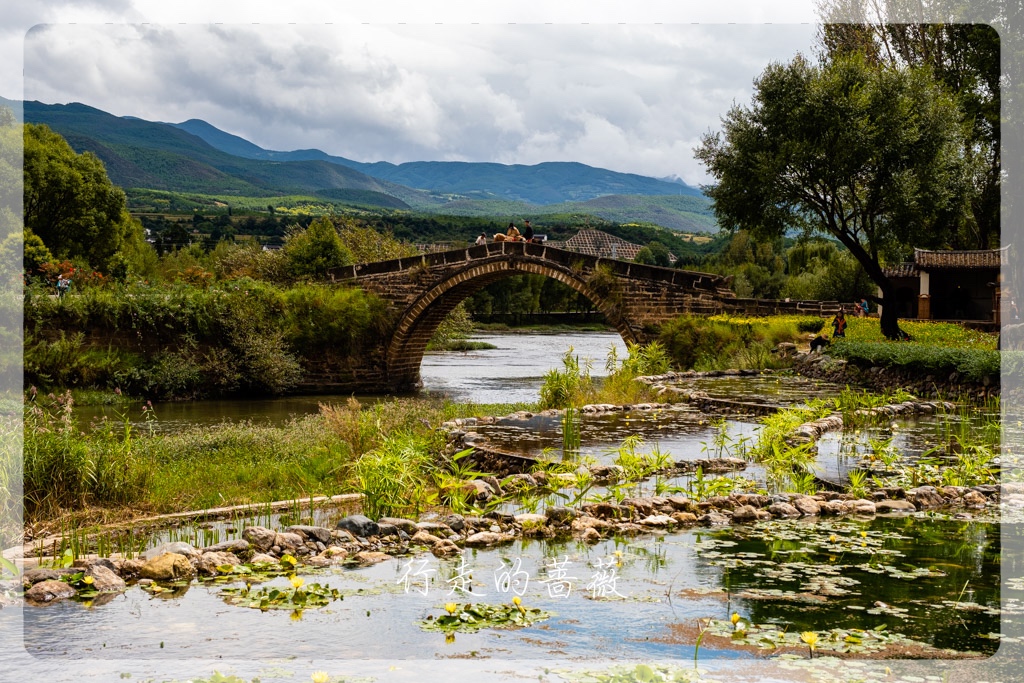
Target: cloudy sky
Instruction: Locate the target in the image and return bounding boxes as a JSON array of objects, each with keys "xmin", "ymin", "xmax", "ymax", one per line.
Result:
[{"xmin": 7, "ymin": 2, "xmax": 822, "ymax": 185}]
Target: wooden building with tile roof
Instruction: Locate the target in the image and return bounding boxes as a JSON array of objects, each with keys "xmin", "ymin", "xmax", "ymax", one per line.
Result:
[{"xmin": 881, "ymin": 247, "xmax": 1005, "ymax": 323}]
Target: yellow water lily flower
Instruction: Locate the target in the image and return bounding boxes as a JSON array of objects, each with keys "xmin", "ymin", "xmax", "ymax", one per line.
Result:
[
  {"xmin": 829, "ymin": 534, "xmax": 837, "ymax": 543},
  {"xmin": 82, "ymin": 576, "xmax": 94, "ymax": 585},
  {"xmin": 445, "ymin": 602, "xmax": 458, "ymax": 615},
  {"xmin": 730, "ymin": 612, "xmax": 741, "ymax": 626},
  {"xmin": 512, "ymin": 596, "xmax": 522, "ymax": 606},
  {"xmin": 860, "ymin": 531, "xmax": 868, "ymax": 538},
  {"xmin": 290, "ymin": 610, "xmax": 304, "ymax": 622},
  {"xmin": 290, "ymin": 575, "xmax": 304, "ymax": 589},
  {"xmin": 801, "ymin": 631, "xmax": 818, "ymax": 650},
  {"xmin": 310, "ymin": 671, "xmax": 330, "ymax": 683}
]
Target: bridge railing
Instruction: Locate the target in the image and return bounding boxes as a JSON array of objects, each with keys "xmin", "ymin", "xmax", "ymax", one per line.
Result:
[{"xmin": 328, "ymin": 240, "xmax": 730, "ymax": 293}]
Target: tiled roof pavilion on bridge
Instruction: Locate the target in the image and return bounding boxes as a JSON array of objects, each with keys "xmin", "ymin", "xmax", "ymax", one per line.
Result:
[
  {"xmin": 881, "ymin": 247, "xmax": 1005, "ymax": 323},
  {"xmin": 547, "ymin": 229, "xmax": 676, "ymax": 264}
]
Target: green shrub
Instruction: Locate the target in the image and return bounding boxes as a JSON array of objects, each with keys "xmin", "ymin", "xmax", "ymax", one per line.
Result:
[
  {"xmin": 797, "ymin": 318, "xmax": 825, "ymax": 333},
  {"xmin": 830, "ymin": 339, "xmax": 1000, "ymax": 382},
  {"xmin": 353, "ymin": 433, "xmax": 435, "ymax": 520}
]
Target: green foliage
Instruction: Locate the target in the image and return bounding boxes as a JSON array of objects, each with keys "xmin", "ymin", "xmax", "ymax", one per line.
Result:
[
  {"xmin": 353, "ymin": 433, "xmax": 436, "ymax": 520},
  {"xmin": 282, "ymin": 282, "xmax": 389, "ymax": 353},
  {"xmin": 426, "ymin": 302, "xmax": 475, "ymax": 351},
  {"xmin": 0, "ymin": 413, "xmax": 18, "ymax": 550},
  {"xmin": 658, "ymin": 314, "xmax": 806, "ymax": 371},
  {"xmin": 220, "ymin": 580, "xmax": 344, "ymax": 611},
  {"xmin": 781, "ymin": 240, "xmax": 873, "ymax": 302},
  {"xmin": 337, "ymin": 220, "xmax": 418, "ymax": 262},
  {"xmin": 696, "ymin": 53, "xmax": 976, "ymax": 336},
  {"xmin": 421, "ymin": 601, "xmax": 553, "ymax": 633},
  {"xmin": 284, "ymin": 216, "xmax": 353, "ymax": 279},
  {"xmin": 23, "ymin": 394, "xmax": 148, "ymax": 517},
  {"xmin": 23, "ymin": 123, "xmax": 131, "ymax": 270},
  {"xmin": 539, "ymin": 348, "xmax": 594, "ymax": 410},
  {"xmin": 24, "ymin": 278, "xmax": 387, "ymax": 399},
  {"xmin": 830, "ymin": 339, "xmax": 999, "ymax": 382}
]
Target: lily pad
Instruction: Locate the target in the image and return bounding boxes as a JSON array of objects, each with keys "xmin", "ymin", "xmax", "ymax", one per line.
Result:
[{"xmin": 420, "ymin": 601, "xmax": 553, "ymax": 633}]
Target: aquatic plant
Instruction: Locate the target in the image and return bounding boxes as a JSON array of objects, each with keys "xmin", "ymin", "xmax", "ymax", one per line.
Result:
[
  {"xmin": 846, "ymin": 469, "xmax": 869, "ymax": 499},
  {"xmin": 562, "ymin": 405, "xmax": 582, "ymax": 457},
  {"xmin": 539, "ymin": 347, "xmax": 593, "ymax": 410},
  {"xmin": 220, "ymin": 580, "xmax": 344, "ymax": 611},
  {"xmin": 353, "ymin": 433, "xmax": 435, "ymax": 520},
  {"xmin": 420, "ymin": 600, "xmax": 553, "ymax": 633}
]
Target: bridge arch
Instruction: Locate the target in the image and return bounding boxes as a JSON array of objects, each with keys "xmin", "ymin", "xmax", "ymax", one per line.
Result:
[{"xmin": 386, "ymin": 255, "xmax": 639, "ymax": 389}]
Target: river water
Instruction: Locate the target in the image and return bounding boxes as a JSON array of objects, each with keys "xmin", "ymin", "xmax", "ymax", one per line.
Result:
[
  {"xmin": 75, "ymin": 332, "xmax": 627, "ymax": 430},
  {"xmin": 11, "ymin": 331, "xmax": 1011, "ymax": 682}
]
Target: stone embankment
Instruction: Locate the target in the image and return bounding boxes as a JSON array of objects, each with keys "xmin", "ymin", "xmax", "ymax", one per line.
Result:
[
  {"xmin": 441, "ymin": 370, "xmax": 784, "ymax": 475},
  {"xmin": 785, "ymin": 399, "xmax": 958, "ymax": 447},
  {"xmin": 10, "ymin": 483, "xmax": 1003, "ymax": 608},
  {"xmin": 792, "ymin": 351, "xmax": 997, "ymax": 401}
]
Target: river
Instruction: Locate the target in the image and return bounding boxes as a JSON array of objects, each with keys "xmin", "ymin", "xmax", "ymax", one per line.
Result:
[{"xmin": 76, "ymin": 331, "xmax": 627, "ymax": 429}]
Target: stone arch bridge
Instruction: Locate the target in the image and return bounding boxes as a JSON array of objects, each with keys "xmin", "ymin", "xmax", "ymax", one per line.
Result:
[{"xmin": 328, "ymin": 241, "xmax": 736, "ymax": 391}]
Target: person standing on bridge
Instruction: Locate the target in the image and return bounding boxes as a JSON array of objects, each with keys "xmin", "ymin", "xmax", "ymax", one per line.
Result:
[
  {"xmin": 506, "ymin": 222, "xmax": 521, "ymax": 241},
  {"xmin": 522, "ymin": 220, "xmax": 534, "ymax": 243},
  {"xmin": 475, "ymin": 233, "xmax": 487, "ymax": 246}
]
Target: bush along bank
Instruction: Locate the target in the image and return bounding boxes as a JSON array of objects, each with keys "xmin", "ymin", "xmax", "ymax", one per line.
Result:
[
  {"xmin": 792, "ymin": 347, "xmax": 998, "ymax": 401},
  {"xmin": 24, "ymin": 278, "xmax": 391, "ymax": 399}
]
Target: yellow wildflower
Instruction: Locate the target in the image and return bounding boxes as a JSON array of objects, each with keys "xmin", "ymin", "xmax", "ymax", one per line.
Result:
[
  {"xmin": 801, "ymin": 631, "xmax": 818, "ymax": 651},
  {"xmin": 82, "ymin": 576, "xmax": 94, "ymax": 585},
  {"xmin": 310, "ymin": 671, "xmax": 329, "ymax": 683},
  {"xmin": 445, "ymin": 602, "xmax": 458, "ymax": 615},
  {"xmin": 290, "ymin": 575, "xmax": 304, "ymax": 589}
]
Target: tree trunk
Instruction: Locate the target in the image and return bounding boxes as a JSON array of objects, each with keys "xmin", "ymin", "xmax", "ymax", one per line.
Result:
[{"xmin": 877, "ymin": 278, "xmax": 903, "ymax": 340}]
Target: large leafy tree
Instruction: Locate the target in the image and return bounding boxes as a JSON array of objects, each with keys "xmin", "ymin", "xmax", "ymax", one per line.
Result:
[
  {"xmin": 696, "ymin": 53, "xmax": 975, "ymax": 338},
  {"xmin": 23, "ymin": 123, "xmax": 131, "ymax": 269},
  {"xmin": 816, "ymin": 5, "xmax": 1000, "ymax": 251}
]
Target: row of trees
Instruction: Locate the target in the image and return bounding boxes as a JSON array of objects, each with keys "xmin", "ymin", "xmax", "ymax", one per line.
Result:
[{"xmin": 697, "ymin": 9, "xmax": 1000, "ymax": 338}]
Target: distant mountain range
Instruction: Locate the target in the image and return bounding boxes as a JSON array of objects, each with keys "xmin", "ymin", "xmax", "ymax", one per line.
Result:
[{"xmin": 5, "ymin": 97, "xmax": 716, "ymax": 231}]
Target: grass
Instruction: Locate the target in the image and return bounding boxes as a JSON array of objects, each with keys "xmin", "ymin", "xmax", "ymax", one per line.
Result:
[
  {"xmin": 538, "ymin": 342, "xmax": 672, "ymax": 410},
  {"xmin": 22, "ymin": 393, "xmax": 539, "ymax": 528},
  {"xmin": 659, "ymin": 314, "xmax": 817, "ymax": 371},
  {"xmin": 843, "ymin": 318, "xmax": 997, "ymax": 349}
]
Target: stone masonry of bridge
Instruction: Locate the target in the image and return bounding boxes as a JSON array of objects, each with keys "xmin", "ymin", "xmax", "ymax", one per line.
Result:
[
  {"xmin": 320, "ymin": 241, "xmax": 847, "ymax": 392},
  {"xmin": 328, "ymin": 241, "xmax": 735, "ymax": 390}
]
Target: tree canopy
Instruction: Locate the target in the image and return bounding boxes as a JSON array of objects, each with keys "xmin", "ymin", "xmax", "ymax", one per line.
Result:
[
  {"xmin": 23, "ymin": 123, "xmax": 132, "ymax": 269},
  {"xmin": 284, "ymin": 216, "xmax": 353, "ymax": 279},
  {"xmin": 695, "ymin": 53, "xmax": 975, "ymax": 337},
  {"xmin": 816, "ymin": 9, "xmax": 1000, "ymax": 251}
]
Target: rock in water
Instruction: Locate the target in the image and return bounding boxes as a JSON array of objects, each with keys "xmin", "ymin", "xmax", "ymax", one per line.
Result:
[
  {"xmin": 24, "ymin": 579, "xmax": 77, "ymax": 604},
  {"xmin": 139, "ymin": 552, "xmax": 195, "ymax": 581},
  {"xmin": 336, "ymin": 514, "xmax": 380, "ymax": 538}
]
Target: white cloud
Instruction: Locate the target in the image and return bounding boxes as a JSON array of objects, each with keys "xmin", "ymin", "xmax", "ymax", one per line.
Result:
[{"xmin": 14, "ymin": 7, "xmax": 821, "ymax": 185}]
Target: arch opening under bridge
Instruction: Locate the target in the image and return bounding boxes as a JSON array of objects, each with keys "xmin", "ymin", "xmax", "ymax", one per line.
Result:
[{"xmin": 385, "ymin": 256, "xmax": 637, "ymax": 390}]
